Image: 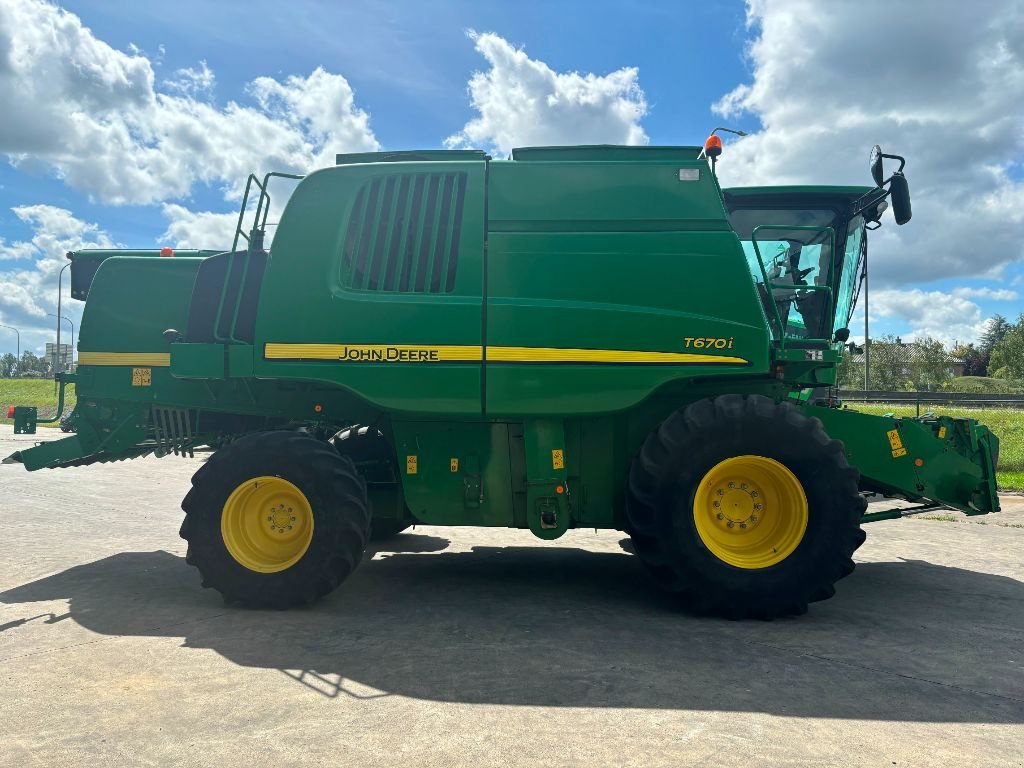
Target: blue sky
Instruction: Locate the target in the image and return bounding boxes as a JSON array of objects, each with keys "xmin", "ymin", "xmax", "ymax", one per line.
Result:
[
  {"xmin": 0, "ymin": 0, "xmax": 753, "ymax": 242},
  {"xmin": 1, "ymin": 0, "xmax": 1022, "ymax": 357}
]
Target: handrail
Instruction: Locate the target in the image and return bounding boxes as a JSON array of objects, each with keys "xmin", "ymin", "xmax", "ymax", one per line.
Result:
[
  {"xmin": 217, "ymin": 172, "xmax": 305, "ymax": 343},
  {"xmin": 750, "ymin": 224, "xmax": 836, "ymax": 351}
]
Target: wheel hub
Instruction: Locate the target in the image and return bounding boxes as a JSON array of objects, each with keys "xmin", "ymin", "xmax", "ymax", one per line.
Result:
[
  {"xmin": 221, "ymin": 476, "xmax": 314, "ymax": 573},
  {"xmin": 693, "ymin": 455, "xmax": 808, "ymax": 569},
  {"xmin": 713, "ymin": 483, "xmax": 763, "ymax": 528},
  {"xmin": 268, "ymin": 504, "xmax": 297, "ymax": 533}
]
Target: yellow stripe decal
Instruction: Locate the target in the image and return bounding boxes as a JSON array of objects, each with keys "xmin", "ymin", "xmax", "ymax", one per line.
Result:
[
  {"xmin": 486, "ymin": 346, "xmax": 748, "ymax": 365},
  {"xmin": 78, "ymin": 352, "xmax": 171, "ymax": 367},
  {"xmin": 265, "ymin": 343, "xmax": 747, "ymax": 365}
]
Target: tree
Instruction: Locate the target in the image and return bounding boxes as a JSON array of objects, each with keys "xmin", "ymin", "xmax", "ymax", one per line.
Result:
[
  {"xmin": 19, "ymin": 350, "xmax": 50, "ymax": 377},
  {"xmin": 909, "ymin": 335, "xmax": 953, "ymax": 391},
  {"xmin": 865, "ymin": 335, "xmax": 911, "ymax": 391},
  {"xmin": 978, "ymin": 314, "xmax": 1013, "ymax": 375},
  {"xmin": 988, "ymin": 315, "xmax": 1024, "ymax": 382},
  {"xmin": 0, "ymin": 352, "xmax": 16, "ymax": 378},
  {"xmin": 951, "ymin": 342, "xmax": 985, "ymax": 377},
  {"xmin": 980, "ymin": 314, "xmax": 1012, "ymax": 354},
  {"xmin": 862, "ymin": 334, "xmax": 953, "ymax": 391},
  {"xmin": 837, "ymin": 345, "xmax": 860, "ymax": 389}
]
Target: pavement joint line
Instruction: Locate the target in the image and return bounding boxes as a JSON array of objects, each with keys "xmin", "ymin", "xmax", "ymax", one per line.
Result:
[
  {"xmin": 747, "ymin": 639, "xmax": 1024, "ymax": 706},
  {"xmin": 0, "ymin": 610, "xmax": 231, "ymax": 665}
]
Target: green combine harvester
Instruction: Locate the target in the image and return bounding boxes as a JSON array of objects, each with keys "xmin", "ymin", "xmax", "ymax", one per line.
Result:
[{"xmin": 5, "ymin": 138, "xmax": 1000, "ymax": 618}]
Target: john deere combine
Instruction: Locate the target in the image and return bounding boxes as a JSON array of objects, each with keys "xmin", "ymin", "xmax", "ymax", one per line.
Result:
[{"xmin": 5, "ymin": 139, "xmax": 1000, "ymax": 618}]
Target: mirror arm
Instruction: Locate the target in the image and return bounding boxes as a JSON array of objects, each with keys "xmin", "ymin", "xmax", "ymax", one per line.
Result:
[
  {"xmin": 850, "ymin": 187, "xmax": 891, "ymax": 219},
  {"xmin": 880, "ymin": 152, "xmax": 906, "ymax": 175}
]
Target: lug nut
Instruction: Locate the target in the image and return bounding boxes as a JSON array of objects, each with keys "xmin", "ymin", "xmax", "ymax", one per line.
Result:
[
  {"xmin": 740, "ymin": 522, "xmax": 747, "ymax": 529},
  {"xmin": 740, "ymin": 483, "xmax": 748, "ymax": 490},
  {"xmin": 751, "ymin": 491, "xmax": 759, "ymax": 498},
  {"xmin": 713, "ymin": 500, "xmax": 721, "ymax": 508},
  {"xmin": 750, "ymin": 515, "xmax": 758, "ymax": 522},
  {"xmin": 267, "ymin": 516, "xmax": 273, "ymax": 521},
  {"xmin": 754, "ymin": 503, "xmax": 762, "ymax": 511},
  {"xmin": 717, "ymin": 512, "xmax": 724, "ymax": 520},
  {"xmin": 291, "ymin": 516, "xmax": 296, "ymax": 522},
  {"xmin": 728, "ymin": 482, "xmax": 736, "ymax": 489},
  {"xmin": 727, "ymin": 521, "xmax": 734, "ymax": 528}
]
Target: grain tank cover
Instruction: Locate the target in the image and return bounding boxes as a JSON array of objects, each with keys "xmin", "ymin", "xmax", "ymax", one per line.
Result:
[{"xmin": 510, "ymin": 145, "xmax": 703, "ymax": 161}]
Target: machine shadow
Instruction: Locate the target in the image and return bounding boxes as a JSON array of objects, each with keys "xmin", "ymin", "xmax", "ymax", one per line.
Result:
[{"xmin": 2, "ymin": 532, "xmax": 1022, "ymax": 722}]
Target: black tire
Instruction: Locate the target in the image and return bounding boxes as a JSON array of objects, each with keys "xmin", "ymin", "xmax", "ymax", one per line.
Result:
[
  {"xmin": 626, "ymin": 394, "xmax": 866, "ymax": 619},
  {"xmin": 179, "ymin": 430, "xmax": 370, "ymax": 608},
  {"xmin": 331, "ymin": 425, "xmax": 411, "ymax": 540}
]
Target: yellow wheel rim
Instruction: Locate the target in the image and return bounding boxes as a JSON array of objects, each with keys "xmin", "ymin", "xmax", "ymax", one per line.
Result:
[
  {"xmin": 692, "ymin": 455, "xmax": 808, "ymax": 569},
  {"xmin": 221, "ymin": 476, "xmax": 314, "ymax": 573}
]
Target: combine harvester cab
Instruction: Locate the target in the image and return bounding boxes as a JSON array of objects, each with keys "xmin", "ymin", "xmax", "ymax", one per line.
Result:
[{"xmin": 5, "ymin": 141, "xmax": 1000, "ymax": 618}]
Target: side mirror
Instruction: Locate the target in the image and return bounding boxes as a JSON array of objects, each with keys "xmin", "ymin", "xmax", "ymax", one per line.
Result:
[
  {"xmin": 869, "ymin": 145, "xmax": 884, "ymax": 187},
  {"xmin": 889, "ymin": 173, "xmax": 912, "ymax": 224}
]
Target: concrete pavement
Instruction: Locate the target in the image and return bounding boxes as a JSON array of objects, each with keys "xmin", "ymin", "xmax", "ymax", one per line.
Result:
[{"xmin": 1, "ymin": 425, "xmax": 1022, "ymax": 767}]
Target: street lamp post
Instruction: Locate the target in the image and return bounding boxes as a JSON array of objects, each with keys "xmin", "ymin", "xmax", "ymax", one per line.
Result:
[
  {"xmin": 47, "ymin": 313, "xmax": 74, "ymax": 372},
  {"xmin": 55, "ymin": 263, "xmax": 72, "ymax": 376},
  {"xmin": 0, "ymin": 323, "xmax": 19, "ymax": 374}
]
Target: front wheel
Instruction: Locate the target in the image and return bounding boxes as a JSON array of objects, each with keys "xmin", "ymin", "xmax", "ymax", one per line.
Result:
[
  {"xmin": 180, "ymin": 431, "xmax": 370, "ymax": 608},
  {"xmin": 626, "ymin": 394, "xmax": 866, "ymax": 619}
]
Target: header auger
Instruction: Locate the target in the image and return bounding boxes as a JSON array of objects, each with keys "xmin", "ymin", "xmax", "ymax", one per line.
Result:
[{"xmin": 6, "ymin": 140, "xmax": 999, "ymax": 618}]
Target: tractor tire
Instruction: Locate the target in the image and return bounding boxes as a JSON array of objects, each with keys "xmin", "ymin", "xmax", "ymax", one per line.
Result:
[
  {"xmin": 626, "ymin": 394, "xmax": 866, "ymax": 619},
  {"xmin": 331, "ymin": 425, "xmax": 411, "ymax": 540},
  {"xmin": 180, "ymin": 430, "xmax": 370, "ymax": 608}
]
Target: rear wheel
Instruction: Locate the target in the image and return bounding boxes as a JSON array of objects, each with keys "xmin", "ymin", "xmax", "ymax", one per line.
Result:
[
  {"xmin": 180, "ymin": 431, "xmax": 370, "ymax": 608},
  {"xmin": 626, "ymin": 394, "xmax": 866, "ymax": 619}
]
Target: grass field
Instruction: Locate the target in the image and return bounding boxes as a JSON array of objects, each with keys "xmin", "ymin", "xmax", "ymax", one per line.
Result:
[
  {"xmin": 0, "ymin": 379, "xmax": 76, "ymax": 427},
  {"xmin": 2, "ymin": 379, "xmax": 1021, "ymax": 490}
]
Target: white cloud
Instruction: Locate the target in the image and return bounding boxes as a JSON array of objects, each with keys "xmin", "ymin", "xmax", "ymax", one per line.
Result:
[
  {"xmin": 160, "ymin": 174, "xmax": 300, "ymax": 251},
  {"xmin": 0, "ymin": 206, "xmax": 115, "ymax": 354},
  {"xmin": 871, "ymin": 288, "xmax": 986, "ymax": 345},
  {"xmin": 0, "ymin": 0, "xmax": 379, "ymax": 206},
  {"xmin": 0, "ymin": 205, "xmax": 114, "ymax": 264},
  {"xmin": 951, "ymin": 286, "xmax": 1018, "ymax": 301},
  {"xmin": 159, "ymin": 205, "xmax": 237, "ymax": 251},
  {"xmin": 446, "ymin": 31, "xmax": 648, "ymax": 156},
  {"xmin": 163, "ymin": 60, "xmax": 215, "ymax": 99},
  {"xmin": 713, "ymin": 0, "xmax": 1024, "ymax": 288}
]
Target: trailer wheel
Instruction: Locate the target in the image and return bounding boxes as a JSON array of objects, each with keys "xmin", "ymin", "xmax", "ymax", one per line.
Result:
[
  {"xmin": 180, "ymin": 430, "xmax": 370, "ymax": 608},
  {"xmin": 331, "ymin": 426, "xmax": 411, "ymax": 540},
  {"xmin": 626, "ymin": 394, "xmax": 866, "ymax": 619}
]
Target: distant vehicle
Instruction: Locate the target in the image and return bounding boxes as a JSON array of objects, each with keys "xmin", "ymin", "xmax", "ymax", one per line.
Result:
[{"xmin": 59, "ymin": 410, "xmax": 75, "ymax": 433}]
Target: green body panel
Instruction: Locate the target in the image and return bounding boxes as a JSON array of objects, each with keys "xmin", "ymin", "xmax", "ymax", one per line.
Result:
[
  {"xmin": 13, "ymin": 406, "xmax": 37, "ymax": 434},
  {"xmin": 392, "ymin": 421, "xmax": 514, "ymax": 526},
  {"xmin": 6, "ymin": 145, "xmax": 1001, "ymax": 532},
  {"xmin": 811, "ymin": 406, "xmax": 1000, "ymax": 515},
  {"xmin": 69, "ymin": 249, "xmax": 218, "ymax": 300},
  {"xmin": 79, "ymin": 258, "xmax": 202, "ymax": 353},
  {"xmin": 252, "ymin": 160, "xmax": 487, "ymax": 415}
]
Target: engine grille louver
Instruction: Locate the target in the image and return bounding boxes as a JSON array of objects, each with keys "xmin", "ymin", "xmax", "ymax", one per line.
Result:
[{"xmin": 341, "ymin": 172, "xmax": 467, "ymax": 293}]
